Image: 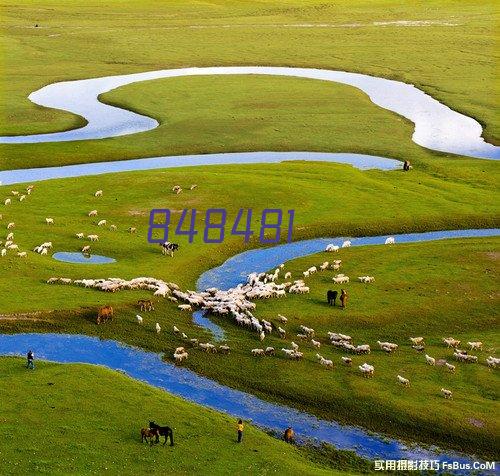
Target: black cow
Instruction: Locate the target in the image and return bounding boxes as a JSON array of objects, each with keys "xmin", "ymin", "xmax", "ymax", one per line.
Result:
[
  {"xmin": 160, "ymin": 241, "xmax": 179, "ymax": 257},
  {"xmin": 327, "ymin": 290, "xmax": 338, "ymax": 306}
]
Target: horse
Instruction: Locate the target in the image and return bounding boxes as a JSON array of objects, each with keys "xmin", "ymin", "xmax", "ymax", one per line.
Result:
[
  {"xmin": 284, "ymin": 427, "xmax": 294, "ymax": 443},
  {"xmin": 141, "ymin": 427, "xmax": 159, "ymax": 445},
  {"xmin": 138, "ymin": 299, "xmax": 154, "ymax": 311},
  {"xmin": 96, "ymin": 305, "xmax": 113, "ymax": 324},
  {"xmin": 149, "ymin": 421, "xmax": 174, "ymax": 446},
  {"xmin": 327, "ymin": 290, "xmax": 338, "ymax": 306}
]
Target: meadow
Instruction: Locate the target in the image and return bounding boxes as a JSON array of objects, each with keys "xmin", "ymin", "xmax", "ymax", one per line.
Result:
[
  {"xmin": 0, "ymin": 357, "xmax": 368, "ymax": 475},
  {"xmin": 0, "ymin": 0, "xmax": 499, "ymax": 471}
]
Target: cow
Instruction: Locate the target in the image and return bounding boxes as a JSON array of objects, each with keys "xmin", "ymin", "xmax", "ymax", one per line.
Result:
[
  {"xmin": 96, "ymin": 305, "xmax": 114, "ymax": 324},
  {"xmin": 327, "ymin": 290, "xmax": 338, "ymax": 306},
  {"xmin": 160, "ymin": 241, "xmax": 179, "ymax": 257}
]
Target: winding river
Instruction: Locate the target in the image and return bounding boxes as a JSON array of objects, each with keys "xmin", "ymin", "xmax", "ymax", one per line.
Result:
[
  {"xmin": 0, "ymin": 333, "xmax": 488, "ymax": 473},
  {"xmin": 0, "ymin": 66, "xmax": 498, "ymax": 160}
]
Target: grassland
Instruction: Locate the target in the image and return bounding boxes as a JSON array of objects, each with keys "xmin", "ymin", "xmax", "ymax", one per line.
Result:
[
  {"xmin": 1, "ymin": 0, "xmax": 499, "ymax": 170},
  {"xmin": 0, "ymin": 357, "xmax": 369, "ymax": 475},
  {"xmin": 1, "ymin": 236, "xmax": 498, "ymax": 459}
]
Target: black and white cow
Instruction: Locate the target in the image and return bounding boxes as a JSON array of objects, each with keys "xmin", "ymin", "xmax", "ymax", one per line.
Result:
[{"xmin": 160, "ymin": 241, "xmax": 179, "ymax": 257}]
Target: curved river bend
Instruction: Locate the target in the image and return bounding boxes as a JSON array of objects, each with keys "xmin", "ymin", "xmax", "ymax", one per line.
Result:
[
  {"xmin": 0, "ymin": 333, "xmax": 488, "ymax": 474},
  {"xmin": 193, "ymin": 228, "xmax": 500, "ymax": 340},
  {"xmin": 0, "ymin": 66, "xmax": 498, "ymax": 160}
]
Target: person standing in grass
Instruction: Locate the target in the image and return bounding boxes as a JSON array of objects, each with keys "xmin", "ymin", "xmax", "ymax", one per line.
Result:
[
  {"xmin": 236, "ymin": 419, "xmax": 244, "ymax": 443},
  {"xmin": 26, "ymin": 350, "xmax": 34, "ymax": 370}
]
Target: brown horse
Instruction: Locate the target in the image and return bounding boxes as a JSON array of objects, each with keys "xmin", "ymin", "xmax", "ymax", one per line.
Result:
[
  {"xmin": 340, "ymin": 289, "xmax": 348, "ymax": 309},
  {"xmin": 138, "ymin": 299, "xmax": 154, "ymax": 311},
  {"xmin": 141, "ymin": 427, "xmax": 159, "ymax": 445},
  {"xmin": 96, "ymin": 305, "xmax": 114, "ymax": 324},
  {"xmin": 284, "ymin": 427, "xmax": 295, "ymax": 443}
]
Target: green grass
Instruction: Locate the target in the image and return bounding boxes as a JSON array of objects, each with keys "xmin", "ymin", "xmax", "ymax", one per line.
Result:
[
  {"xmin": 0, "ymin": 163, "xmax": 498, "ymax": 312},
  {"xmin": 2, "ymin": 237, "xmax": 499, "ymax": 459},
  {"xmin": 1, "ymin": 0, "xmax": 499, "ymax": 170},
  {"xmin": 0, "ymin": 357, "xmax": 366, "ymax": 475}
]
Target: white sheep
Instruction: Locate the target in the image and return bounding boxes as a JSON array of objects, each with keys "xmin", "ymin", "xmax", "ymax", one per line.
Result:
[
  {"xmin": 173, "ymin": 325, "xmax": 180, "ymax": 334},
  {"xmin": 342, "ymin": 240, "xmax": 351, "ymax": 248},
  {"xmin": 174, "ymin": 352, "xmax": 188, "ymax": 363},
  {"xmin": 425, "ymin": 354, "xmax": 436, "ymax": 365},
  {"xmin": 94, "ymin": 190, "xmax": 103, "ymax": 197},
  {"xmin": 441, "ymin": 388, "xmax": 453, "ymax": 399},
  {"xmin": 0, "ymin": 248, "xmax": 6, "ymax": 257},
  {"xmin": 110, "ymin": 225, "xmax": 117, "ymax": 231},
  {"xmin": 7, "ymin": 222, "xmax": 15, "ymax": 229},
  {"xmin": 17, "ymin": 252, "xmax": 27, "ymax": 258},
  {"xmin": 358, "ymin": 363, "xmax": 374, "ymax": 378},
  {"xmin": 81, "ymin": 245, "xmax": 91, "ymax": 253},
  {"xmin": 136, "ymin": 315, "xmax": 143, "ymax": 324},
  {"xmin": 341, "ymin": 356, "xmax": 352, "ymax": 366},
  {"xmin": 155, "ymin": 323, "xmax": 161, "ymax": 334},
  {"xmin": 277, "ymin": 314, "xmax": 288, "ymax": 324},
  {"xmin": 88, "ymin": 210, "xmax": 98, "ymax": 217},
  {"xmin": 76, "ymin": 233, "xmax": 84, "ymax": 239},
  {"xmin": 325, "ymin": 244, "xmax": 339, "ymax": 252},
  {"xmin": 443, "ymin": 337, "xmax": 460, "ymax": 348},
  {"xmin": 445, "ymin": 362, "xmax": 456, "ymax": 372},
  {"xmin": 468, "ymin": 341, "xmax": 483, "ymax": 351},
  {"xmin": 251, "ymin": 348, "xmax": 265, "ymax": 356},
  {"xmin": 311, "ymin": 339, "xmax": 321, "ymax": 349},
  {"xmin": 486, "ymin": 356, "xmax": 499, "ymax": 369},
  {"xmin": 316, "ymin": 354, "xmax": 333, "ymax": 369},
  {"xmin": 45, "ymin": 218, "xmax": 54, "ymax": 225},
  {"xmin": 409, "ymin": 337, "xmax": 425, "ymax": 345},
  {"xmin": 290, "ymin": 341, "xmax": 299, "ymax": 351},
  {"xmin": 178, "ymin": 304, "xmax": 192, "ymax": 311},
  {"xmin": 172, "ymin": 185, "xmax": 182, "ymax": 194},
  {"xmin": 97, "ymin": 220, "xmax": 107, "ymax": 227},
  {"xmin": 264, "ymin": 347, "xmax": 275, "ymax": 356},
  {"xmin": 284, "ymin": 272, "xmax": 292, "ymax": 279},
  {"xmin": 397, "ymin": 375, "xmax": 410, "ymax": 387},
  {"xmin": 385, "ymin": 237, "xmax": 395, "ymax": 245},
  {"xmin": 4, "ymin": 199, "xmax": 11, "ymax": 206},
  {"xmin": 87, "ymin": 234, "xmax": 99, "ymax": 242}
]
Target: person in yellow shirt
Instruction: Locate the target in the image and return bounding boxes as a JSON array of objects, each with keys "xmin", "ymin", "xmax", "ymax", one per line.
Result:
[{"xmin": 237, "ymin": 419, "xmax": 244, "ymax": 443}]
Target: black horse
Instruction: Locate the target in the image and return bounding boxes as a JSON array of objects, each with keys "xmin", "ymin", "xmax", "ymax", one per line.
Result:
[
  {"xmin": 327, "ymin": 290, "xmax": 338, "ymax": 306},
  {"xmin": 149, "ymin": 421, "xmax": 174, "ymax": 446}
]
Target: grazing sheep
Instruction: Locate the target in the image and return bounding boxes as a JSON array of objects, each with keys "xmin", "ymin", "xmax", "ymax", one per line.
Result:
[
  {"xmin": 0, "ymin": 249, "xmax": 6, "ymax": 257},
  {"xmin": 290, "ymin": 342, "xmax": 299, "ymax": 351},
  {"xmin": 97, "ymin": 220, "xmax": 107, "ymax": 227},
  {"xmin": 278, "ymin": 327, "xmax": 286, "ymax": 339},
  {"xmin": 219, "ymin": 345, "xmax": 230, "ymax": 354},
  {"xmin": 6, "ymin": 232, "xmax": 14, "ymax": 240},
  {"xmin": 445, "ymin": 362, "xmax": 456, "ymax": 372},
  {"xmin": 7, "ymin": 222, "xmax": 15, "ymax": 229},
  {"xmin": 81, "ymin": 245, "xmax": 91, "ymax": 253},
  {"xmin": 410, "ymin": 337, "xmax": 425, "ymax": 345},
  {"xmin": 87, "ymin": 234, "xmax": 99, "ymax": 242},
  {"xmin": 296, "ymin": 333, "xmax": 308, "ymax": 340},
  {"xmin": 358, "ymin": 276, "xmax": 375, "ymax": 283},
  {"xmin": 377, "ymin": 341, "xmax": 398, "ymax": 351},
  {"xmin": 281, "ymin": 348, "xmax": 295, "ymax": 357},
  {"xmin": 17, "ymin": 251, "xmax": 27, "ymax": 258},
  {"xmin": 332, "ymin": 274, "xmax": 349, "ymax": 284},
  {"xmin": 155, "ymin": 323, "xmax": 161, "ymax": 334},
  {"xmin": 251, "ymin": 348, "xmax": 265, "ymax": 356},
  {"xmin": 264, "ymin": 347, "xmax": 275, "ymax": 356},
  {"xmin": 76, "ymin": 233, "xmax": 84, "ymax": 239},
  {"xmin": 181, "ymin": 332, "xmax": 188, "ymax": 340},
  {"xmin": 412, "ymin": 345, "xmax": 425, "ymax": 352},
  {"xmin": 311, "ymin": 339, "xmax": 321, "ymax": 349},
  {"xmin": 425, "ymin": 354, "xmax": 436, "ymax": 366},
  {"xmin": 174, "ymin": 347, "xmax": 185, "ymax": 355},
  {"xmin": 178, "ymin": 304, "xmax": 192, "ymax": 312},
  {"xmin": 88, "ymin": 210, "xmax": 98, "ymax": 217},
  {"xmin": 94, "ymin": 190, "xmax": 103, "ymax": 197},
  {"xmin": 190, "ymin": 184, "xmax": 197, "ymax": 190},
  {"xmin": 136, "ymin": 315, "xmax": 143, "ymax": 324},
  {"xmin": 190, "ymin": 338, "xmax": 199, "ymax": 347},
  {"xmin": 19, "ymin": 195, "xmax": 26, "ymax": 202},
  {"xmin": 486, "ymin": 356, "xmax": 499, "ymax": 369},
  {"xmin": 259, "ymin": 331, "xmax": 265, "ymax": 341},
  {"xmin": 441, "ymin": 388, "xmax": 453, "ymax": 399},
  {"xmin": 358, "ymin": 363, "xmax": 374, "ymax": 378},
  {"xmin": 173, "ymin": 326, "xmax": 180, "ymax": 334},
  {"xmin": 341, "ymin": 356, "xmax": 352, "ymax": 366},
  {"xmin": 325, "ymin": 244, "xmax": 339, "ymax": 252},
  {"xmin": 316, "ymin": 354, "xmax": 334, "ymax": 369},
  {"xmin": 174, "ymin": 352, "xmax": 188, "ymax": 363},
  {"xmin": 110, "ymin": 225, "xmax": 117, "ymax": 231},
  {"xmin": 129, "ymin": 227, "xmax": 137, "ymax": 233},
  {"xmin": 384, "ymin": 237, "xmax": 395, "ymax": 245},
  {"xmin": 443, "ymin": 337, "xmax": 460, "ymax": 348},
  {"xmin": 172, "ymin": 185, "xmax": 182, "ymax": 194},
  {"xmin": 397, "ymin": 375, "xmax": 410, "ymax": 387},
  {"xmin": 277, "ymin": 314, "xmax": 288, "ymax": 324},
  {"xmin": 284, "ymin": 272, "xmax": 292, "ymax": 279},
  {"xmin": 468, "ymin": 341, "xmax": 483, "ymax": 351},
  {"xmin": 4, "ymin": 199, "xmax": 11, "ymax": 205}
]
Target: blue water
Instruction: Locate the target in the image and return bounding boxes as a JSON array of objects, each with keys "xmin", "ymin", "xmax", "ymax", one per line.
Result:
[
  {"xmin": 0, "ymin": 333, "xmax": 489, "ymax": 473},
  {"xmin": 0, "ymin": 151, "xmax": 401, "ymax": 186},
  {"xmin": 194, "ymin": 228, "xmax": 500, "ymax": 340},
  {"xmin": 52, "ymin": 252, "xmax": 116, "ymax": 264}
]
